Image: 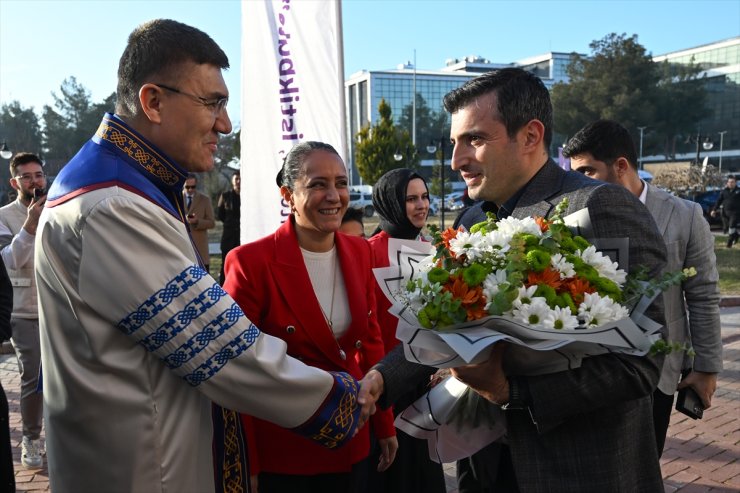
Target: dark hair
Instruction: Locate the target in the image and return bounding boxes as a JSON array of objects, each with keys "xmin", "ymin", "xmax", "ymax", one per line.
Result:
[
  {"xmin": 443, "ymin": 68, "xmax": 553, "ymax": 149},
  {"xmin": 116, "ymin": 19, "xmax": 229, "ymax": 117},
  {"xmin": 562, "ymin": 120, "xmax": 638, "ymax": 170},
  {"xmin": 186, "ymin": 173, "xmax": 198, "ymax": 183},
  {"xmin": 341, "ymin": 207, "xmax": 364, "ymax": 227},
  {"xmin": 9, "ymin": 152, "xmax": 43, "ymax": 176},
  {"xmin": 276, "ymin": 141, "xmax": 341, "ymax": 190}
]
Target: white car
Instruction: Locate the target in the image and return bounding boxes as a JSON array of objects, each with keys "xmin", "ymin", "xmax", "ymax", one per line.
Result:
[
  {"xmin": 349, "ymin": 192, "xmax": 374, "ymax": 217},
  {"xmin": 442, "ymin": 191, "xmax": 466, "ymax": 211}
]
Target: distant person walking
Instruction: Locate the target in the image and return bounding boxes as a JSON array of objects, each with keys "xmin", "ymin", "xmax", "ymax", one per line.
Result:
[
  {"xmin": 712, "ymin": 176, "xmax": 740, "ymax": 247},
  {"xmin": 217, "ymin": 170, "xmax": 240, "ymax": 284},
  {"xmin": 183, "ymin": 173, "xmax": 216, "ymax": 270}
]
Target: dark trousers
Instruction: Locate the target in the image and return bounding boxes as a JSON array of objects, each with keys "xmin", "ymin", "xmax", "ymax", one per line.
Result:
[
  {"xmin": 652, "ymin": 389, "xmax": 675, "ymax": 456},
  {"xmin": 457, "ymin": 442, "xmax": 519, "ymax": 493},
  {"xmin": 219, "ymin": 240, "xmax": 240, "ymax": 285},
  {"xmin": 726, "ymin": 212, "xmax": 739, "ymax": 247},
  {"xmin": 366, "ymin": 429, "xmax": 446, "ymax": 493}
]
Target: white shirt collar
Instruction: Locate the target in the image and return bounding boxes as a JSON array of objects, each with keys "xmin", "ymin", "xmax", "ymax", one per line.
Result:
[{"xmin": 637, "ymin": 179, "xmax": 648, "ymax": 204}]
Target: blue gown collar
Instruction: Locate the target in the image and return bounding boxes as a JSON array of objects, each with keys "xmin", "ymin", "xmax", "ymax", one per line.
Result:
[
  {"xmin": 93, "ymin": 113, "xmax": 189, "ymax": 188},
  {"xmin": 47, "ymin": 113, "xmax": 190, "ymax": 219}
]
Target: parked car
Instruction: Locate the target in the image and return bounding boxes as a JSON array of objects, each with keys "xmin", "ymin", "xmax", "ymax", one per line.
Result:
[
  {"xmin": 429, "ymin": 195, "xmax": 442, "ymax": 215},
  {"xmin": 682, "ymin": 189, "xmax": 722, "ymax": 227},
  {"xmin": 444, "ymin": 191, "xmax": 466, "ymax": 211},
  {"xmin": 349, "ymin": 191, "xmax": 374, "ymax": 217}
]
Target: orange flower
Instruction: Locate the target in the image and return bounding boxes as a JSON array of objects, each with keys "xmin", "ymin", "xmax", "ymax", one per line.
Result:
[
  {"xmin": 440, "ymin": 227, "xmax": 464, "ymax": 252},
  {"xmin": 535, "ymin": 216, "xmax": 550, "ymax": 233},
  {"xmin": 465, "ymin": 302, "xmax": 488, "ymax": 321},
  {"xmin": 443, "ymin": 274, "xmax": 484, "ymax": 307},
  {"xmin": 564, "ymin": 277, "xmax": 596, "ymax": 304},
  {"xmin": 526, "ymin": 267, "xmax": 562, "ymax": 290}
]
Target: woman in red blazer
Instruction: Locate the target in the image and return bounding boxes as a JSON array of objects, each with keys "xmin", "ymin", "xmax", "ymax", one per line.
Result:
[
  {"xmin": 366, "ymin": 168, "xmax": 446, "ymax": 493},
  {"xmin": 223, "ymin": 142, "xmax": 397, "ymax": 493}
]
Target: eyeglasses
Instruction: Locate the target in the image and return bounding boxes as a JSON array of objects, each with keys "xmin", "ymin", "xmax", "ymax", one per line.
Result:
[
  {"xmin": 154, "ymin": 83, "xmax": 228, "ymax": 115},
  {"xmin": 14, "ymin": 173, "xmax": 45, "ymax": 183},
  {"xmin": 184, "ymin": 185, "xmax": 196, "ymax": 189}
]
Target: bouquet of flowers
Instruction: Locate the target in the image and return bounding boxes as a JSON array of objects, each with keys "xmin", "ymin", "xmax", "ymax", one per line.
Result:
[
  {"xmin": 372, "ymin": 199, "xmax": 692, "ymax": 462},
  {"xmin": 407, "ymin": 202, "xmax": 631, "ymax": 332}
]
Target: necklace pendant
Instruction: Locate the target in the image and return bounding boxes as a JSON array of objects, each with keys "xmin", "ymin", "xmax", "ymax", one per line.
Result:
[{"xmin": 339, "ymin": 349, "xmax": 346, "ymax": 360}]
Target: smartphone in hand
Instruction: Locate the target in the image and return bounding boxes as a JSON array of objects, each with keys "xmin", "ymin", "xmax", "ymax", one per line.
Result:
[
  {"xmin": 676, "ymin": 386, "xmax": 704, "ymax": 420},
  {"xmin": 33, "ymin": 188, "xmax": 46, "ymax": 200}
]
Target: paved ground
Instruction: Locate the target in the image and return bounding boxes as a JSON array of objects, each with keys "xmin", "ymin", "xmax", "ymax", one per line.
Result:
[{"xmin": 2, "ymin": 306, "xmax": 739, "ymax": 492}]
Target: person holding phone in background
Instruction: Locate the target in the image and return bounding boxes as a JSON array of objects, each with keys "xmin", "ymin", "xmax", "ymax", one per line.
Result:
[
  {"xmin": 563, "ymin": 120, "xmax": 722, "ymax": 454},
  {"xmin": 0, "ymin": 152, "xmax": 47, "ymax": 469}
]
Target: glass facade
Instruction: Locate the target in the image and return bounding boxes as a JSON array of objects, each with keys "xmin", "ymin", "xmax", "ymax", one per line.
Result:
[
  {"xmin": 345, "ymin": 53, "xmax": 577, "ymax": 184},
  {"xmin": 345, "ymin": 69, "xmax": 472, "ymax": 184},
  {"xmin": 653, "ymin": 37, "xmax": 740, "ymax": 172}
]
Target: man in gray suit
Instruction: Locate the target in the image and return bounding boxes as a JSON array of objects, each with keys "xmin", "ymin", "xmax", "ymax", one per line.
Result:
[
  {"xmin": 361, "ymin": 68, "xmax": 668, "ymax": 492},
  {"xmin": 564, "ymin": 119, "xmax": 722, "ymax": 455}
]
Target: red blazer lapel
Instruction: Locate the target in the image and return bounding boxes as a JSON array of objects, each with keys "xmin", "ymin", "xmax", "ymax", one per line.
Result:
[{"xmin": 334, "ymin": 233, "xmax": 367, "ymax": 348}]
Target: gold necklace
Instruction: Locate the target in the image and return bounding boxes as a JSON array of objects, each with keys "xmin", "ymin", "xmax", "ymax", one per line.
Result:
[{"xmin": 319, "ymin": 253, "xmax": 346, "ymax": 361}]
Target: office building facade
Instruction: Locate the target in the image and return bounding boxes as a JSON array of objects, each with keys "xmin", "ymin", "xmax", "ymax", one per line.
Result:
[
  {"xmin": 651, "ymin": 37, "xmax": 739, "ymax": 173},
  {"xmin": 346, "ymin": 37, "xmax": 740, "ymax": 185},
  {"xmin": 345, "ymin": 53, "xmax": 575, "ymax": 185}
]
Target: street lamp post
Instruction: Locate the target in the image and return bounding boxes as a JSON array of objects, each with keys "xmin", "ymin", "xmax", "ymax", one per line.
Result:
[
  {"xmin": 427, "ymin": 138, "xmax": 446, "ymax": 229},
  {"xmin": 689, "ymin": 127, "xmax": 714, "ymax": 166},
  {"xmin": 718, "ymin": 131, "xmax": 728, "ymax": 175},
  {"xmin": 0, "ymin": 142, "xmax": 11, "ymax": 160},
  {"xmin": 637, "ymin": 126, "xmax": 647, "ymax": 170}
]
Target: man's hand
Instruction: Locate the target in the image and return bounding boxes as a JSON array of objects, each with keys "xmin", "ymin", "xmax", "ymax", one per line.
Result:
[
  {"xmin": 355, "ymin": 369, "xmax": 384, "ymax": 434},
  {"xmin": 678, "ymin": 370, "xmax": 718, "ymax": 409},
  {"xmin": 22, "ymin": 194, "xmax": 46, "ymax": 235},
  {"xmin": 376, "ymin": 436, "xmax": 398, "ymax": 472},
  {"xmin": 451, "ymin": 343, "xmax": 509, "ymax": 405}
]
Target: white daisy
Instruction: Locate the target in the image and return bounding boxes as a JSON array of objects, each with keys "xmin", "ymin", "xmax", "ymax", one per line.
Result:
[
  {"xmin": 449, "ymin": 231, "xmax": 487, "ymax": 262},
  {"xmin": 481, "ymin": 229, "xmax": 513, "ymax": 250},
  {"xmin": 543, "ymin": 306, "xmax": 579, "ymax": 330},
  {"xmin": 482, "ymin": 269, "xmax": 509, "ymax": 302},
  {"xmin": 578, "ymin": 292, "xmax": 629, "ymax": 326},
  {"xmin": 578, "ymin": 246, "xmax": 627, "ymax": 286},
  {"xmin": 512, "ymin": 285, "xmax": 539, "ymax": 307},
  {"xmin": 512, "ymin": 298, "xmax": 550, "ymax": 328},
  {"xmin": 496, "ymin": 216, "xmax": 543, "ymax": 238},
  {"xmin": 550, "ymin": 253, "xmax": 576, "ymax": 279}
]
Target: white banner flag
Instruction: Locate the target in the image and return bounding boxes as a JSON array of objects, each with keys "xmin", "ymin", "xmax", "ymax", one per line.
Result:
[{"xmin": 241, "ymin": 0, "xmax": 347, "ymax": 243}]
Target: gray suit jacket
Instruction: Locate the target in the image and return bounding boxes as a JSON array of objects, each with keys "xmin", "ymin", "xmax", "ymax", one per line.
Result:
[
  {"xmin": 645, "ymin": 184, "xmax": 722, "ymax": 394},
  {"xmin": 377, "ymin": 160, "xmax": 668, "ymax": 492}
]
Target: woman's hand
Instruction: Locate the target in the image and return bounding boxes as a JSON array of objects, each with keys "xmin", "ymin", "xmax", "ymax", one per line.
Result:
[{"xmin": 377, "ymin": 436, "xmax": 399, "ymax": 472}]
